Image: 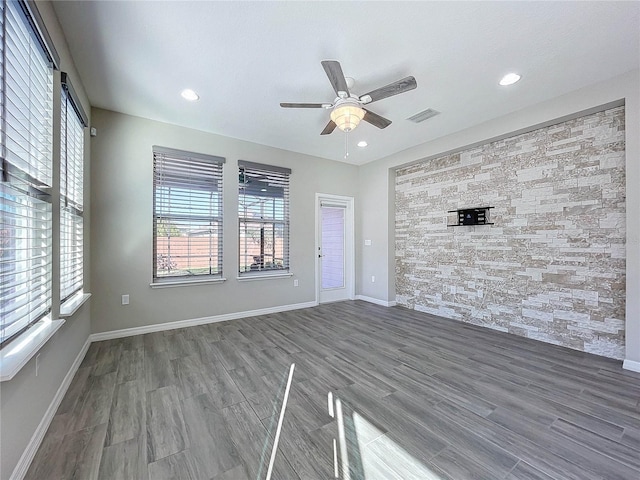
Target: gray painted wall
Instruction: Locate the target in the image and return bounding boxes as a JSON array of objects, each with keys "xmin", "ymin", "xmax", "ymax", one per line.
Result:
[
  {"xmin": 396, "ymin": 106, "xmax": 626, "ymax": 358},
  {"xmin": 357, "ymin": 69, "xmax": 639, "ymax": 365},
  {"xmin": 0, "ymin": 2, "xmax": 92, "ymax": 479},
  {"xmin": 89, "ymin": 108, "xmax": 359, "ymax": 334}
]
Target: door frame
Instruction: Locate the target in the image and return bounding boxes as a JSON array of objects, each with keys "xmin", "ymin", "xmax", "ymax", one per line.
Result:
[{"xmin": 315, "ymin": 193, "xmax": 355, "ymax": 304}]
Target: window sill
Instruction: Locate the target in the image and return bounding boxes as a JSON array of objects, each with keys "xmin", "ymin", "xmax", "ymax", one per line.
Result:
[
  {"xmin": 0, "ymin": 318, "xmax": 66, "ymax": 382},
  {"xmin": 60, "ymin": 292, "xmax": 92, "ymax": 317},
  {"xmin": 237, "ymin": 272, "xmax": 293, "ymax": 282},
  {"xmin": 150, "ymin": 277, "xmax": 226, "ymax": 289}
]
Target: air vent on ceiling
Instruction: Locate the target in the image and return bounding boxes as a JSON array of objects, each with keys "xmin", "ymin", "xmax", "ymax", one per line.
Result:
[{"xmin": 407, "ymin": 108, "xmax": 440, "ymax": 123}]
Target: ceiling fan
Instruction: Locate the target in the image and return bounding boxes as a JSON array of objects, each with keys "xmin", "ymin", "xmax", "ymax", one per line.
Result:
[{"xmin": 280, "ymin": 60, "xmax": 417, "ymax": 135}]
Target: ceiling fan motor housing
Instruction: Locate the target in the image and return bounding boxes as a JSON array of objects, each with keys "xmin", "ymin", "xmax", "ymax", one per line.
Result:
[{"xmin": 330, "ymin": 98, "xmax": 366, "ymax": 132}]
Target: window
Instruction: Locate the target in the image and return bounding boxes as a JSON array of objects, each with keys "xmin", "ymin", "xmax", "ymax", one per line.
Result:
[
  {"xmin": 60, "ymin": 73, "xmax": 87, "ymax": 303},
  {"xmin": 0, "ymin": 0, "xmax": 58, "ymax": 346},
  {"xmin": 238, "ymin": 161, "xmax": 290, "ymax": 276},
  {"xmin": 153, "ymin": 146, "xmax": 224, "ymax": 282}
]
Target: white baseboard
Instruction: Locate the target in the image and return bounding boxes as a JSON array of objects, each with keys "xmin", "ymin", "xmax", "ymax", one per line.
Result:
[
  {"xmin": 90, "ymin": 301, "xmax": 319, "ymax": 342},
  {"xmin": 623, "ymin": 359, "xmax": 640, "ymax": 373},
  {"xmin": 10, "ymin": 337, "xmax": 91, "ymax": 480},
  {"xmin": 355, "ymin": 295, "xmax": 397, "ymax": 307}
]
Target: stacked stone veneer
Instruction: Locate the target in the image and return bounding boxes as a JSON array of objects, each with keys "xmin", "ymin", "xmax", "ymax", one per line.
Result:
[{"xmin": 395, "ymin": 106, "xmax": 626, "ymax": 359}]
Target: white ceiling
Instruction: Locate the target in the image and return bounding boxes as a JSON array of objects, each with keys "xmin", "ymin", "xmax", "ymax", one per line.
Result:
[{"xmin": 52, "ymin": 1, "xmax": 639, "ymax": 165}]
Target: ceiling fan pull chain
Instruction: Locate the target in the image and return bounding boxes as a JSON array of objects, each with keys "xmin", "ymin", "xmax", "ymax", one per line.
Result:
[{"xmin": 344, "ymin": 130, "xmax": 350, "ymax": 159}]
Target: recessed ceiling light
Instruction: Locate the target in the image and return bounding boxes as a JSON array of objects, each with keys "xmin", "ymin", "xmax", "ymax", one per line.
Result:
[
  {"xmin": 357, "ymin": 141, "xmax": 368, "ymax": 147},
  {"xmin": 181, "ymin": 89, "xmax": 199, "ymax": 101},
  {"xmin": 499, "ymin": 73, "xmax": 521, "ymax": 86}
]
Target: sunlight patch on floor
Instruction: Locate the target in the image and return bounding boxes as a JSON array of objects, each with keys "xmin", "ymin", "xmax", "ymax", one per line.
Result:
[
  {"xmin": 331, "ymin": 396, "xmax": 443, "ymax": 480},
  {"xmin": 352, "ymin": 411, "xmax": 443, "ymax": 480}
]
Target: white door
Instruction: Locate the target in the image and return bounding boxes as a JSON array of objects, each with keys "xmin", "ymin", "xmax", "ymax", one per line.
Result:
[{"xmin": 317, "ymin": 195, "xmax": 354, "ymax": 303}]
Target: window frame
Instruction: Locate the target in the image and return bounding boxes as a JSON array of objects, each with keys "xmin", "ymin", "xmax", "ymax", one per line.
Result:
[
  {"xmin": 238, "ymin": 160, "xmax": 291, "ymax": 278},
  {"xmin": 60, "ymin": 72, "xmax": 87, "ymax": 305},
  {"xmin": 152, "ymin": 146, "xmax": 225, "ymax": 285},
  {"xmin": 0, "ymin": 0, "xmax": 58, "ymax": 348}
]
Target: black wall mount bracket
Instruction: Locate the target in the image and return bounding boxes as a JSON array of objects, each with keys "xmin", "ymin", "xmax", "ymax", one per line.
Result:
[{"xmin": 447, "ymin": 207, "xmax": 494, "ymax": 227}]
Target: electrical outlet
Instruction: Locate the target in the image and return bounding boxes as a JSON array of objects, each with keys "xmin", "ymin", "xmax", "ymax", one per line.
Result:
[
  {"xmin": 294, "ymin": 279, "xmax": 299, "ymax": 287},
  {"xmin": 36, "ymin": 353, "xmax": 41, "ymax": 376},
  {"xmin": 122, "ymin": 294, "xmax": 130, "ymax": 305},
  {"xmin": 371, "ymin": 276, "xmax": 376, "ymax": 283},
  {"xmin": 365, "ymin": 239, "xmax": 372, "ymax": 246}
]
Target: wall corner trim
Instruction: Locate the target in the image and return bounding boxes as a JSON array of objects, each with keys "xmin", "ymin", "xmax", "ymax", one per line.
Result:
[
  {"xmin": 89, "ymin": 301, "xmax": 319, "ymax": 341},
  {"xmin": 9, "ymin": 337, "xmax": 91, "ymax": 480},
  {"xmin": 355, "ymin": 295, "xmax": 396, "ymax": 307},
  {"xmin": 622, "ymin": 359, "xmax": 640, "ymax": 373}
]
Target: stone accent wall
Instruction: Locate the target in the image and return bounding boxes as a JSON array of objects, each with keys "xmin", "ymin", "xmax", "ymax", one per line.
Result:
[{"xmin": 395, "ymin": 106, "xmax": 626, "ymax": 359}]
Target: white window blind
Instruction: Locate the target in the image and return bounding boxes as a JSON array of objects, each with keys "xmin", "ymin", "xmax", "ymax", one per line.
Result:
[
  {"xmin": 1, "ymin": 0, "xmax": 57, "ymax": 346},
  {"xmin": 60, "ymin": 73, "xmax": 86, "ymax": 302},
  {"xmin": 153, "ymin": 146, "xmax": 224, "ymax": 281},
  {"xmin": 238, "ymin": 161, "xmax": 290, "ymax": 275}
]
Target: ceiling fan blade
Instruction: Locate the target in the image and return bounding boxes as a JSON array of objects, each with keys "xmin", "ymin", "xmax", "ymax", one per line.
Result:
[
  {"xmin": 280, "ymin": 102, "xmax": 325, "ymax": 108},
  {"xmin": 360, "ymin": 76, "xmax": 417, "ymax": 104},
  {"xmin": 363, "ymin": 109, "xmax": 392, "ymax": 129},
  {"xmin": 321, "ymin": 60, "xmax": 349, "ymax": 97},
  {"xmin": 320, "ymin": 120, "xmax": 337, "ymax": 135}
]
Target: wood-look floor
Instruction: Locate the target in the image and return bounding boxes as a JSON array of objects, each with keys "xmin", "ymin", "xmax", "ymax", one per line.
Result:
[{"xmin": 25, "ymin": 301, "xmax": 640, "ymax": 480}]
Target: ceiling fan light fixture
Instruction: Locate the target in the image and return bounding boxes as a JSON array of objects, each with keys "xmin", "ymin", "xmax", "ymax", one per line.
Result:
[{"xmin": 330, "ymin": 102, "xmax": 366, "ymax": 132}]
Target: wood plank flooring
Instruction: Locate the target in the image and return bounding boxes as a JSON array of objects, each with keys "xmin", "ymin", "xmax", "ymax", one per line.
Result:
[{"xmin": 25, "ymin": 301, "xmax": 640, "ymax": 479}]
